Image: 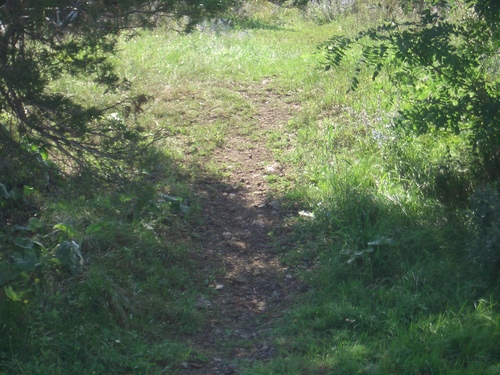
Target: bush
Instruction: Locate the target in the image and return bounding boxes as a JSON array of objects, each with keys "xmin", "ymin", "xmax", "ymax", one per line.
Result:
[{"xmin": 321, "ymin": 0, "xmax": 500, "ymax": 182}]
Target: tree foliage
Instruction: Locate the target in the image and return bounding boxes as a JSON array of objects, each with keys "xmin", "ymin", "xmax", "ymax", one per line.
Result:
[
  {"xmin": 321, "ymin": 0, "xmax": 500, "ymax": 180},
  {"xmin": 0, "ymin": 0, "xmax": 234, "ymax": 183}
]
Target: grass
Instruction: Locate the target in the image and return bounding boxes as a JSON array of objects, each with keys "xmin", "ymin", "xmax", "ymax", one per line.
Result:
[{"xmin": 1, "ymin": 1, "xmax": 499, "ymax": 373}]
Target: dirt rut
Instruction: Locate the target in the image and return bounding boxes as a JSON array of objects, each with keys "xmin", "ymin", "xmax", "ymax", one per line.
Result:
[{"xmin": 178, "ymin": 81, "xmax": 306, "ymax": 374}]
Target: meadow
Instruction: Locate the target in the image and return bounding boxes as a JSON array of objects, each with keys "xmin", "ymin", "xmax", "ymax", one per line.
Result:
[{"xmin": 1, "ymin": 1, "xmax": 498, "ymax": 373}]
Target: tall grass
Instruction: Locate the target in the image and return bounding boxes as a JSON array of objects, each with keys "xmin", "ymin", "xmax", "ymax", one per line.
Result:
[{"xmin": 246, "ymin": 2, "xmax": 500, "ymax": 373}]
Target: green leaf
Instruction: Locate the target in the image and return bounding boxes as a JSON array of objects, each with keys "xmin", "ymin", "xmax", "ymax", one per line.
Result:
[
  {"xmin": 11, "ymin": 249, "xmax": 38, "ymax": 273},
  {"xmin": 348, "ymin": 77, "xmax": 359, "ymax": 93},
  {"xmin": 39, "ymin": 149, "xmax": 49, "ymax": 161},
  {"xmin": 27, "ymin": 217, "xmax": 43, "ymax": 232},
  {"xmin": 14, "ymin": 237, "xmax": 35, "ymax": 249},
  {"xmin": 54, "ymin": 241, "xmax": 84, "ymax": 275},
  {"xmin": 4, "ymin": 285, "xmax": 19, "ymax": 301},
  {"xmin": 54, "ymin": 223, "xmax": 79, "ymax": 240},
  {"xmin": 23, "ymin": 185, "xmax": 34, "ymax": 197},
  {"xmin": 85, "ymin": 222, "xmax": 107, "ymax": 235},
  {"xmin": 0, "ymin": 262, "xmax": 22, "ymax": 286},
  {"xmin": 159, "ymin": 194, "xmax": 190, "ymax": 213},
  {"xmin": 0, "ymin": 183, "xmax": 8, "ymax": 199},
  {"xmin": 0, "ymin": 183, "xmax": 14, "ymax": 199}
]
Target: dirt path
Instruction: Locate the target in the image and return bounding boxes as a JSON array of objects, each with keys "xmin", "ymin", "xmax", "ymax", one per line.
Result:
[{"xmin": 179, "ymin": 81, "xmax": 306, "ymax": 374}]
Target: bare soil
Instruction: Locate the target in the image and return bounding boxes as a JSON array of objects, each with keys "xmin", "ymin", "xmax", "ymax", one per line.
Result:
[{"xmin": 178, "ymin": 80, "xmax": 307, "ymax": 374}]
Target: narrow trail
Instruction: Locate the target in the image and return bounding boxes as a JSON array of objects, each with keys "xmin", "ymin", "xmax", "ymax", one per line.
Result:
[{"xmin": 179, "ymin": 81, "xmax": 306, "ymax": 374}]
